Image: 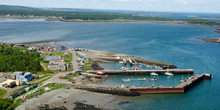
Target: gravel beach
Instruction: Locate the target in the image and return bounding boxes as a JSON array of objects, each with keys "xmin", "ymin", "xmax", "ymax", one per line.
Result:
[{"xmin": 16, "ymin": 88, "xmax": 127, "ymax": 110}]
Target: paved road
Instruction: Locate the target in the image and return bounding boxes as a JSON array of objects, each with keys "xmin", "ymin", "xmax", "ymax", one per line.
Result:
[{"xmin": 71, "ymin": 51, "xmax": 80, "ymax": 72}]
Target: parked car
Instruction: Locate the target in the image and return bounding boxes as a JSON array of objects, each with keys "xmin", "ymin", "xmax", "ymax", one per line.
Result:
[{"xmin": 67, "ymin": 73, "xmax": 72, "ymax": 75}]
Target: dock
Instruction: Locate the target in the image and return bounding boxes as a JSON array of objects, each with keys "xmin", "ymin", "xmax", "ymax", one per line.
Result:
[
  {"xmin": 87, "ymin": 69, "xmax": 194, "ymax": 75},
  {"xmin": 130, "ymin": 73, "xmax": 211, "ymax": 94}
]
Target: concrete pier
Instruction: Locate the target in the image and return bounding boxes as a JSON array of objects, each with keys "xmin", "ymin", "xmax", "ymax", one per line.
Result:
[
  {"xmin": 130, "ymin": 73, "xmax": 211, "ymax": 94},
  {"xmin": 87, "ymin": 69, "xmax": 194, "ymax": 75}
]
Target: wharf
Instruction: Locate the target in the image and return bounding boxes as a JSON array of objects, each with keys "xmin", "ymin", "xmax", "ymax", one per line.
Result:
[
  {"xmin": 87, "ymin": 69, "xmax": 194, "ymax": 75},
  {"xmin": 130, "ymin": 73, "xmax": 211, "ymax": 94}
]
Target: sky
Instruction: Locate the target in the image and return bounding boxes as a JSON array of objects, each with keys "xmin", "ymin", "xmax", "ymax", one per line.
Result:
[{"xmin": 0, "ymin": 0, "xmax": 220, "ymax": 13}]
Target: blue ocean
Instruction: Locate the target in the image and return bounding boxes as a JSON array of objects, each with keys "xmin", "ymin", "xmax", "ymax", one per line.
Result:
[{"xmin": 0, "ymin": 18, "xmax": 220, "ymax": 109}]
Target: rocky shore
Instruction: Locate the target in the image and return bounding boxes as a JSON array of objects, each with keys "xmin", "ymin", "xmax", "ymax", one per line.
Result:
[
  {"xmin": 215, "ymin": 28, "xmax": 220, "ymax": 33},
  {"xmin": 197, "ymin": 38, "xmax": 220, "ymax": 44}
]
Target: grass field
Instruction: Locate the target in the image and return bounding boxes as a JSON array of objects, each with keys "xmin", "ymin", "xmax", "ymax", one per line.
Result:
[{"xmin": 0, "ymin": 89, "xmax": 7, "ymax": 98}]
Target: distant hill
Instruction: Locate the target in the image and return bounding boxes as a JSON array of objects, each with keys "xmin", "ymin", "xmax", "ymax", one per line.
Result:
[
  {"xmin": 0, "ymin": 5, "xmax": 220, "ymax": 27},
  {"xmin": 0, "ymin": 5, "xmax": 39, "ymax": 11}
]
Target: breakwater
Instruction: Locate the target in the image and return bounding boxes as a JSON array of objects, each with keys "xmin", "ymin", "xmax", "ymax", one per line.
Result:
[
  {"xmin": 87, "ymin": 69, "xmax": 194, "ymax": 75},
  {"xmin": 72, "ymin": 85, "xmax": 140, "ymax": 96}
]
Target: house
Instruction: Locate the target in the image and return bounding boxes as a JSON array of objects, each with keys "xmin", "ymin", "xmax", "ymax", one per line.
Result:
[
  {"xmin": 57, "ymin": 46, "xmax": 66, "ymax": 51},
  {"xmin": 13, "ymin": 72, "xmax": 33, "ymax": 82},
  {"xmin": 64, "ymin": 53, "xmax": 70, "ymax": 56}
]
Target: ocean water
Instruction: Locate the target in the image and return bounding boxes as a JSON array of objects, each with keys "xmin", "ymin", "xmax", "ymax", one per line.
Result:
[{"xmin": 0, "ymin": 19, "xmax": 220, "ymax": 109}]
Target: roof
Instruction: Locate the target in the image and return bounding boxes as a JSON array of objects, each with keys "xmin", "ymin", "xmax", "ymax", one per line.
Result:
[{"xmin": 45, "ymin": 56, "xmax": 62, "ymax": 61}]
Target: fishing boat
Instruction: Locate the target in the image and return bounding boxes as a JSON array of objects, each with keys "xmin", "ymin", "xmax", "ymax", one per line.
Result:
[
  {"xmin": 164, "ymin": 72, "xmax": 174, "ymax": 76},
  {"xmin": 149, "ymin": 78, "xmax": 157, "ymax": 81},
  {"xmin": 96, "ymin": 71, "xmax": 105, "ymax": 75},
  {"xmin": 137, "ymin": 78, "xmax": 147, "ymax": 81},
  {"xmin": 119, "ymin": 61, "xmax": 123, "ymax": 64},
  {"xmin": 122, "ymin": 78, "xmax": 131, "ymax": 82},
  {"xmin": 121, "ymin": 67, "xmax": 127, "ymax": 70},
  {"xmin": 151, "ymin": 72, "xmax": 158, "ymax": 76},
  {"xmin": 132, "ymin": 67, "xmax": 138, "ymax": 70}
]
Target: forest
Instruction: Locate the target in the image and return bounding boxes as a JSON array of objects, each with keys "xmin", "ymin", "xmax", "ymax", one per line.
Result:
[{"xmin": 0, "ymin": 45, "xmax": 42, "ymax": 72}]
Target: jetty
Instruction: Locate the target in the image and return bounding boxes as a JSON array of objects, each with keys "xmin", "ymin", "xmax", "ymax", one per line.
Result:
[
  {"xmin": 87, "ymin": 69, "xmax": 194, "ymax": 75},
  {"xmin": 130, "ymin": 73, "xmax": 211, "ymax": 94}
]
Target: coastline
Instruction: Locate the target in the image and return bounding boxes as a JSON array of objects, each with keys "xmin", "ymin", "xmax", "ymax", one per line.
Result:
[
  {"xmin": 16, "ymin": 88, "xmax": 127, "ymax": 110},
  {"xmin": 196, "ymin": 38, "xmax": 220, "ymax": 44},
  {"xmin": 1, "ymin": 16, "xmax": 220, "ymax": 28}
]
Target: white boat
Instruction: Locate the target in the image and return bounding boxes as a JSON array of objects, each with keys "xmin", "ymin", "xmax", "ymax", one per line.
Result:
[
  {"xmin": 149, "ymin": 78, "xmax": 157, "ymax": 81},
  {"xmin": 122, "ymin": 78, "xmax": 131, "ymax": 82},
  {"xmin": 119, "ymin": 61, "xmax": 123, "ymax": 64},
  {"xmin": 164, "ymin": 72, "xmax": 174, "ymax": 76},
  {"xmin": 121, "ymin": 67, "xmax": 127, "ymax": 70},
  {"xmin": 137, "ymin": 78, "xmax": 147, "ymax": 81},
  {"xmin": 151, "ymin": 72, "xmax": 158, "ymax": 76}
]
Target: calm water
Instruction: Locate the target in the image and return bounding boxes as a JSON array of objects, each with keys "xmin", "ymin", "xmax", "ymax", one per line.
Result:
[{"xmin": 0, "ymin": 19, "xmax": 220, "ymax": 109}]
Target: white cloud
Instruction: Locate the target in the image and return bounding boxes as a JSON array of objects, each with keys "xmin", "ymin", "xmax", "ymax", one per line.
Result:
[{"xmin": 0, "ymin": 0, "xmax": 219, "ymax": 13}]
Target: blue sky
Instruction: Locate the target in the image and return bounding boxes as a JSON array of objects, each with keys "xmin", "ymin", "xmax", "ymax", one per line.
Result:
[{"xmin": 0, "ymin": 0, "xmax": 220, "ymax": 13}]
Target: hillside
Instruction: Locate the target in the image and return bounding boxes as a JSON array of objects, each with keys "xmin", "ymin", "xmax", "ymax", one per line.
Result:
[{"xmin": 0, "ymin": 5, "xmax": 220, "ymax": 27}]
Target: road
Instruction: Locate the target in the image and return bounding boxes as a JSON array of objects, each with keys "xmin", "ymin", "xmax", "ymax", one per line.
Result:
[
  {"xmin": 44, "ymin": 51, "xmax": 80, "ymax": 85},
  {"xmin": 71, "ymin": 51, "xmax": 80, "ymax": 72}
]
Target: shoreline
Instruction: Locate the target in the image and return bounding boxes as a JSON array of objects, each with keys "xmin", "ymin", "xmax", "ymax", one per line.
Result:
[
  {"xmin": 196, "ymin": 38, "xmax": 220, "ymax": 44},
  {"xmin": 16, "ymin": 87, "xmax": 127, "ymax": 110},
  {"xmin": 1, "ymin": 17, "xmax": 220, "ymax": 28},
  {"xmin": 2, "ymin": 40, "xmax": 177, "ymax": 69}
]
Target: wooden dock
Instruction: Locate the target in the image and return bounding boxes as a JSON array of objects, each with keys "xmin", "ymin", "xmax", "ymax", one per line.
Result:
[
  {"xmin": 130, "ymin": 73, "xmax": 211, "ymax": 94},
  {"xmin": 87, "ymin": 69, "xmax": 194, "ymax": 75}
]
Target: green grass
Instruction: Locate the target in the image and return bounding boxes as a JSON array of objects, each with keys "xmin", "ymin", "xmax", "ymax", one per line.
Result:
[
  {"xmin": 0, "ymin": 89, "xmax": 7, "ymax": 98},
  {"xmin": 82, "ymin": 59, "xmax": 93, "ymax": 71},
  {"xmin": 44, "ymin": 83, "xmax": 67, "ymax": 91}
]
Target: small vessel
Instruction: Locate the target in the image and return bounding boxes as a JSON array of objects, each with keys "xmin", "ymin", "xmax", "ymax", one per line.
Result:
[
  {"xmin": 96, "ymin": 71, "xmax": 105, "ymax": 75},
  {"xmin": 164, "ymin": 72, "xmax": 174, "ymax": 76},
  {"xmin": 138, "ymin": 78, "xmax": 147, "ymax": 81},
  {"xmin": 151, "ymin": 72, "xmax": 158, "ymax": 76},
  {"xmin": 122, "ymin": 78, "xmax": 131, "ymax": 82},
  {"xmin": 132, "ymin": 67, "xmax": 138, "ymax": 70},
  {"xmin": 149, "ymin": 78, "xmax": 157, "ymax": 81},
  {"xmin": 121, "ymin": 67, "xmax": 127, "ymax": 70},
  {"xmin": 119, "ymin": 61, "xmax": 123, "ymax": 64}
]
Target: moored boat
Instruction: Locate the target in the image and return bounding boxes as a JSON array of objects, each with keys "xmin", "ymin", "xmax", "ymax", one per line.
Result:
[
  {"xmin": 96, "ymin": 71, "xmax": 105, "ymax": 75},
  {"xmin": 151, "ymin": 72, "xmax": 158, "ymax": 76},
  {"xmin": 164, "ymin": 72, "xmax": 174, "ymax": 76},
  {"xmin": 149, "ymin": 78, "xmax": 157, "ymax": 81},
  {"xmin": 122, "ymin": 78, "xmax": 131, "ymax": 82}
]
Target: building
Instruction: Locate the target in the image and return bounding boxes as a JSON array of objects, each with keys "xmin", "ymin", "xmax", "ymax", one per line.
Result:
[
  {"xmin": 57, "ymin": 45, "xmax": 66, "ymax": 51},
  {"xmin": 13, "ymin": 72, "xmax": 33, "ymax": 82},
  {"xmin": 48, "ymin": 60, "xmax": 68, "ymax": 71},
  {"xmin": 1, "ymin": 79, "xmax": 19, "ymax": 88},
  {"xmin": 45, "ymin": 56, "xmax": 62, "ymax": 61},
  {"xmin": 64, "ymin": 53, "xmax": 70, "ymax": 56}
]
